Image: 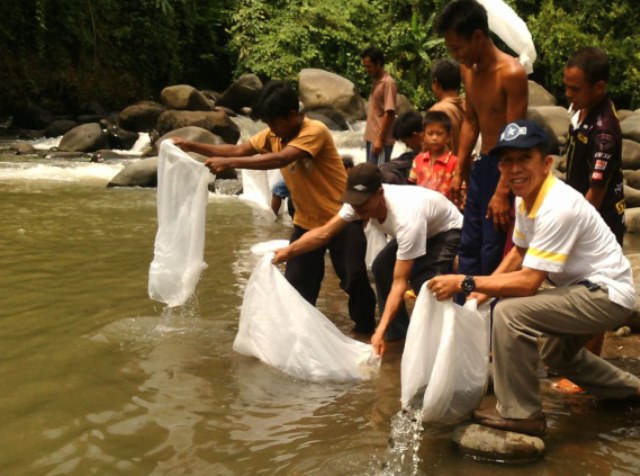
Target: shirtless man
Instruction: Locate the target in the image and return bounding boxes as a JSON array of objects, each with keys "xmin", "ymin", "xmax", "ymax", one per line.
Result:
[{"xmin": 435, "ymin": 0, "xmax": 528, "ymax": 276}]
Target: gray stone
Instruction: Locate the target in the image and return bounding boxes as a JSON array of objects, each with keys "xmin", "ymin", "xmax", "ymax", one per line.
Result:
[
  {"xmin": 156, "ymin": 110, "xmax": 240, "ymax": 144},
  {"xmin": 58, "ymin": 123, "xmax": 107, "ymax": 152},
  {"xmin": 118, "ymin": 101, "xmax": 166, "ymax": 132},
  {"xmin": 617, "ymin": 109, "xmax": 634, "ymax": 122},
  {"xmin": 107, "ymin": 157, "xmax": 158, "ymax": 188},
  {"xmin": 396, "ymin": 94, "xmax": 415, "ymax": 118},
  {"xmin": 11, "ymin": 142, "xmax": 37, "ymax": 155},
  {"xmin": 528, "ymin": 81, "xmax": 557, "ymax": 107},
  {"xmin": 160, "ymin": 84, "xmax": 212, "ymax": 111},
  {"xmin": 615, "ymin": 326, "xmax": 632, "ymax": 337},
  {"xmin": 298, "ymin": 68, "xmax": 366, "ymax": 121},
  {"xmin": 305, "ymin": 111, "xmax": 342, "ymax": 131},
  {"xmin": 305, "ymin": 107, "xmax": 348, "ymax": 130},
  {"xmin": 625, "ymin": 208, "xmax": 640, "ymax": 233},
  {"xmin": 453, "ymin": 423, "xmax": 545, "ymax": 462},
  {"xmin": 216, "ymin": 74, "xmax": 263, "ymax": 113},
  {"xmin": 527, "ymin": 106, "xmax": 570, "ymax": 139},
  {"xmin": 154, "ymin": 126, "xmax": 224, "ymax": 151},
  {"xmin": 621, "ymin": 114, "xmax": 640, "ymax": 143},
  {"xmin": 44, "ymin": 119, "xmax": 78, "ymax": 138},
  {"xmin": 625, "ymin": 185, "xmax": 640, "ymax": 208},
  {"xmin": 622, "ymin": 139, "xmax": 640, "ymax": 170},
  {"xmin": 623, "ymin": 169, "xmax": 640, "ymax": 189}
]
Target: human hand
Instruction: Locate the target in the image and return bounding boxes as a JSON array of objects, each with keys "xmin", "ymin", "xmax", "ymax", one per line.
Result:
[
  {"xmin": 468, "ymin": 291, "xmax": 490, "ymax": 305},
  {"xmin": 427, "ymin": 274, "xmax": 463, "ymax": 301},
  {"xmin": 372, "ymin": 138, "xmax": 383, "ymax": 156},
  {"xmin": 371, "ymin": 330, "xmax": 386, "ymax": 357},
  {"xmin": 170, "ymin": 137, "xmax": 190, "ymax": 151},
  {"xmin": 204, "ymin": 157, "xmax": 229, "ymax": 175},
  {"xmin": 486, "ymin": 191, "xmax": 512, "ymax": 232},
  {"xmin": 449, "ymin": 173, "xmax": 465, "ymax": 208},
  {"xmin": 272, "ymin": 247, "xmax": 291, "ymax": 264}
]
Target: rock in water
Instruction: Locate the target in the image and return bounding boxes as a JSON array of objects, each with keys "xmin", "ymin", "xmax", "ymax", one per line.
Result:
[{"xmin": 452, "ymin": 423, "xmax": 545, "ymax": 462}]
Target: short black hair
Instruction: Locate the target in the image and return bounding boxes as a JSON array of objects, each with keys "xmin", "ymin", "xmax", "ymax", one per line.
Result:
[
  {"xmin": 393, "ymin": 111, "xmax": 423, "ymax": 140},
  {"xmin": 361, "ymin": 46, "xmax": 385, "ymax": 66},
  {"xmin": 435, "ymin": 0, "xmax": 489, "ymax": 39},
  {"xmin": 566, "ymin": 47, "xmax": 609, "ymax": 84},
  {"xmin": 423, "ymin": 110, "xmax": 452, "ymax": 133},
  {"xmin": 431, "ymin": 58, "xmax": 461, "ymax": 92},
  {"xmin": 251, "ymin": 80, "xmax": 299, "ymax": 122}
]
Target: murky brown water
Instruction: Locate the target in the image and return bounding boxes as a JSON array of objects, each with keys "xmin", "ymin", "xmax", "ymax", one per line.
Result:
[{"xmin": 1, "ymin": 144, "xmax": 640, "ymax": 475}]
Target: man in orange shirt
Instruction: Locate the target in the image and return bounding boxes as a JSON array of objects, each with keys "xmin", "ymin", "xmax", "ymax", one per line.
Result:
[{"xmin": 173, "ymin": 81, "xmax": 377, "ymax": 334}]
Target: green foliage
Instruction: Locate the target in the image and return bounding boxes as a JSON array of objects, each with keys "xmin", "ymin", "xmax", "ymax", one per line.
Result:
[{"xmin": 526, "ymin": 0, "xmax": 640, "ymax": 109}]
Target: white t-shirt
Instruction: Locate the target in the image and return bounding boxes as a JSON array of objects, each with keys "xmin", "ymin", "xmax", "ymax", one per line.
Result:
[
  {"xmin": 513, "ymin": 173, "xmax": 635, "ymax": 309},
  {"xmin": 339, "ymin": 185, "xmax": 463, "ymax": 261}
]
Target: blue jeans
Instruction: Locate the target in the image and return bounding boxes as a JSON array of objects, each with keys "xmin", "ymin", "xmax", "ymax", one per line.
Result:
[
  {"xmin": 366, "ymin": 142, "xmax": 393, "ymax": 166},
  {"xmin": 458, "ymin": 154, "xmax": 508, "ymax": 277}
]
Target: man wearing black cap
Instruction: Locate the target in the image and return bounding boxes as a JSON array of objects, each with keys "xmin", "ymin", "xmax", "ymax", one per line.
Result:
[
  {"xmin": 274, "ymin": 163, "xmax": 463, "ymax": 356},
  {"xmin": 428, "ymin": 120, "xmax": 639, "ymax": 437}
]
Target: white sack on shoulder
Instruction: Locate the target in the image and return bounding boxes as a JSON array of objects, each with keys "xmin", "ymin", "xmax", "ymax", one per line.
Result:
[
  {"xmin": 401, "ymin": 282, "xmax": 490, "ymax": 423},
  {"xmin": 477, "ymin": 0, "xmax": 537, "ymax": 74},
  {"xmin": 148, "ymin": 141, "xmax": 209, "ymax": 307},
  {"xmin": 234, "ymin": 253, "xmax": 380, "ymax": 382}
]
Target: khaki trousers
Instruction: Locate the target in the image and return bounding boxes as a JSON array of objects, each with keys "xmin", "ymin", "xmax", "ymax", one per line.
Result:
[{"xmin": 492, "ymin": 285, "xmax": 640, "ymax": 419}]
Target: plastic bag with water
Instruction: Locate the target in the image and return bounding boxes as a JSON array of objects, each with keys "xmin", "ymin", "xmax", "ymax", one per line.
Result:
[
  {"xmin": 148, "ymin": 141, "xmax": 209, "ymax": 307},
  {"xmin": 401, "ymin": 282, "xmax": 490, "ymax": 423},
  {"xmin": 234, "ymin": 252, "xmax": 380, "ymax": 382}
]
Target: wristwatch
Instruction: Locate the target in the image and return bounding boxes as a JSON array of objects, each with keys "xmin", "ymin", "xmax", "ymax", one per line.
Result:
[{"xmin": 461, "ymin": 276, "xmax": 476, "ymax": 296}]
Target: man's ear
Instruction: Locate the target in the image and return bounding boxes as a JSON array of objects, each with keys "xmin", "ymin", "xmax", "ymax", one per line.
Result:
[{"xmin": 594, "ymin": 80, "xmax": 607, "ymax": 97}]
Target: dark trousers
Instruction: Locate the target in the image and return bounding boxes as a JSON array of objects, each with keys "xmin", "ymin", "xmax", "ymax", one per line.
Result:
[
  {"xmin": 371, "ymin": 229, "xmax": 461, "ymax": 340},
  {"xmin": 366, "ymin": 142, "xmax": 394, "ymax": 166},
  {"xmin": 285, "ymin": 222, "xmax": 377, "ymax": 332},
  {"xmin": 458, "ymin": 154, "xmax": 508, "ymax": 276}
]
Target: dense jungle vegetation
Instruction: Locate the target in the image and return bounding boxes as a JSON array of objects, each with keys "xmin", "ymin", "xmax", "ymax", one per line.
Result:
[{"xmin": 1, "ymin": 0, "xmax": 639, "ymax": 115}]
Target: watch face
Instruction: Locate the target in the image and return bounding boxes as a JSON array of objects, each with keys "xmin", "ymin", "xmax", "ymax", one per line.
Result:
[{"xmin": 462, "ymin": 276, "xmax": 475, "ymax": 294}]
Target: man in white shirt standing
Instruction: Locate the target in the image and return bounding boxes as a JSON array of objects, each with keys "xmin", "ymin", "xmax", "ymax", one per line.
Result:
[
  {"xmin": 429, "ymin": 120, "xmax": 640, "ymax": 437},
  {"xmin": 273, "ymin": 163, "xmax": 463, "ymax": 356}
]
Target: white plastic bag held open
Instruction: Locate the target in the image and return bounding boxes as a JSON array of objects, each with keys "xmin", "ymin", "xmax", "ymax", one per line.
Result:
[
  {"xmin": 401, "ymin": 282, "xmax": 490, "ymax": 423},
  {"xmin": 148, "ymin": 141, "xmax": 209, "ymax": 307},
  {"xmin": 234, "ymin": 253, "xmax": 380, "ymax": 382}
]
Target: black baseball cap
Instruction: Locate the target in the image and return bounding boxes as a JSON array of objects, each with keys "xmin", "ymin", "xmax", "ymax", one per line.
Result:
[
  {"xmin": 489, "ymin": 120, "xmax": 550, "ymax": 157},
  {"xmin": 340, "ymin": 162, "xmax": 382, "ymax": 206}
]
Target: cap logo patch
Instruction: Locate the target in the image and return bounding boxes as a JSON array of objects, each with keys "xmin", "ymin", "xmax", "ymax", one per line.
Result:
[
  {"xmin": 354, "ymin": 184, "xmax": 367, "ymax": 191},
  {"xmin": 502, "ymin": 123, "xmax": 527, "ymax": 141}
]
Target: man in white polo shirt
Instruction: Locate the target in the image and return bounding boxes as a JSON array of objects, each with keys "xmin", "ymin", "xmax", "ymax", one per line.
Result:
[
  {"xmin": 273, "ymin": 163, "xmax": 463, "ymax": 356},
  {"xmin": 428, "ymin": 120, "xmax": 640, "ymax": 437}
]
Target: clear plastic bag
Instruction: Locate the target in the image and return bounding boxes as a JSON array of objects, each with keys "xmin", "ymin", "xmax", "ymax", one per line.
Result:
[
  {"xmin": 148, "ymin": 141, "xmax": 209, "ymax": 307},
  {"xmin": 401, "ymin": 282, "xmax": 490, "ymax": 423},
  {"xmin": 234, "ymin": 253, "xmax": 380, "ymax": 381},
  {"xmin": 478, "ymin": 0, "xmax": 537, "ymax": 74}
]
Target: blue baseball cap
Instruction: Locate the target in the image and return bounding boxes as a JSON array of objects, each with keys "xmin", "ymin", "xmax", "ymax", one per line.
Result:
[{"xmin": 489, "ymin": 120, "xmax": 550, "ymax": 157}]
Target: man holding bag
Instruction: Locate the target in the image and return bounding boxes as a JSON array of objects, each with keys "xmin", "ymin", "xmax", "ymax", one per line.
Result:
[
  {"xmin": 428, "ymin": 120, "xmax": 640, "ymax": 436},
  {"xmin": 274, "ymin": 163, "xmax": 463, "ymax": 356}
]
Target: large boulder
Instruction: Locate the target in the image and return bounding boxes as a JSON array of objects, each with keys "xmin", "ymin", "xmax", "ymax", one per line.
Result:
[
  {"xmin": 625, "ymin": 207, "xmax": 640, "ymax": 233},
  {"xmin": 107, "ymin": 157, "xmax": 158, "ymax": 188},
  {"xmin": 13, "ymin": 104, "xmax": 55, "ymax": 129},
  {"xmin": 154, "ymin": 126, "xmax": 225, "ymax": 151},
  {"xmin": 396, "ymin": 93, "xmax": 415, "ymax": 118},
  {"xmin": 118, "ymin": 101, "xmax": 166, "ymax": 132},
  {"xmin": 305, "ymin": 107, "xmax": 348, "ymax": 130},
  {"xmin": 624, "ymin": 169, "xmax": 640, "ymax": 189},
  {"xmin": 298, "ymin": 68, "xmax": 366, "ymax": 121},
  {"xmin": 453, "ymin": 423, "xmax": 545, "ymax": 462},
  {"xmin": 622, "ymin": 139, "xmax": 640, "ymax": 170},
  {"xmin": 105, "ymin": 124, "xmax": 139, "ymax": 151},
  {"xmin": 44, "ymin": 119, "xmax": 78, "ymax": 138},
  {"xmin": 58, "ymin": 123, "xmax": 107, "ymax": 152},
  {"xmin": 528, "ymin": 80, "xmax": 557, "ymax": 107},
  {"xmin": 305, "ymin": 111, "xmax": 343, "ymax": 131},
  {"xmin": 156, "ymin": 110, "xmax": 240, "ymax": 144},
  {"xmin": 527, "ymin": 106, "xmax": 569, "ymax": 155},
  {"xmin": 621, "ymin": 114, "xmax": 640, "ymax": 143},
  {"xmin": 160, "ymin": 85, "xmax": 212, "ymax": 111},
  {"xmin": 624, "ymin": 185, "xmax": 640, "ymax": 208},
  {"xmin": 216, "ymin": 74, "xmax": 263, "ymax": 113}
]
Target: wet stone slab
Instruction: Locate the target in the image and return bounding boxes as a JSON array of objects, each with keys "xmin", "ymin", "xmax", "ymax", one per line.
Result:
[{"xmin": 452, "ymin": 423, "xmax": 545, "ymax": 463}]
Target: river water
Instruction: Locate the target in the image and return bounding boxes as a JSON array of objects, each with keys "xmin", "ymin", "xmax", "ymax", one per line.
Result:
[{"xmin": 1, "ymin": 125, "xmax": 640, "ymax": 475}]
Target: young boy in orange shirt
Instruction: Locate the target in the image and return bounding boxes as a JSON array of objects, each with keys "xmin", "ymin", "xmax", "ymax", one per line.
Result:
[{"xmin": 408, "ymin": 111, "xmax": 459, "ymax": 201}]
